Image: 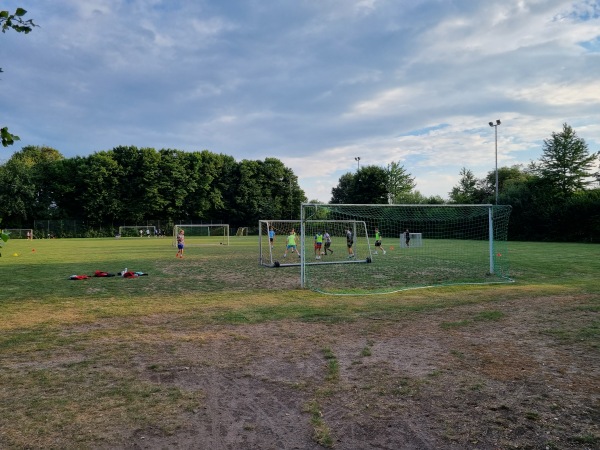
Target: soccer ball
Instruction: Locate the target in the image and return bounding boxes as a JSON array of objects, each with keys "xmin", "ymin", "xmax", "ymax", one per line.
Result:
[{"xmin": 320, "ymin": 251, "xmax": 325, "ymax": 255}]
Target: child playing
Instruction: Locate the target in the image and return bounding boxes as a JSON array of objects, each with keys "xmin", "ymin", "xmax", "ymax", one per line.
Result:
[{"xmin": 176, "ymin": 229, "xmax": 185, "ymax": 258}]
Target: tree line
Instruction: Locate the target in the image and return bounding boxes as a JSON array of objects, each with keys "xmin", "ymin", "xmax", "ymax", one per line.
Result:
[
  {"xmin": 329, "ymin": 124, "xmax": 599, "ymax": 242},
  {"xmin": 0, "ymin": 146, "xmax": 306, "ymax": 234}
]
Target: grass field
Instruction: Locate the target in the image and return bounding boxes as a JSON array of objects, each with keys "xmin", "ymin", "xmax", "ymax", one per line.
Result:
[{"xmin": 0, "ymin": 237, "xmax": 598, "ymax": 449}]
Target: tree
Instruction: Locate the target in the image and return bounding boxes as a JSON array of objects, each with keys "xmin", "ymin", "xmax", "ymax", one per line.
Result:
[
  {"xmin": 1, "ymin": 8, "xmax": 37, "ymax": 147},
  {"xmin": 386, "ymin": 162, "xmax": 416, "ymax": 203},
  {"xmin": 0, "ymin": 146, "xmax": 64, "ymax": 225},
  {"xmin": 77, "ymin": 152, "xmax": 122, "ymax": 225},
  {"xmin": 536, "ymin": 123, "xmax": 599, "ymax": 198},
  {"xmin": 331, "ymin": 173, "xmax": 357, "ymax": 204},
  {"xmin": 449, "ymin": 167, "xmax": 481, "ymax": 203},
  {"xmin": 394, "ymin": 190, "xmax": 445, "ymax": 204},
  {"xmin": 331, "ymin": 165, "xmax": 389, "ymax": 204}
]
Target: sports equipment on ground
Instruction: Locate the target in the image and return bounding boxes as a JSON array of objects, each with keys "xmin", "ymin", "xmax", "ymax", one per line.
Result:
[
  {"xmin": 235, "ymin": 227, "xmax": 248, "ymax": 236},
  {"xmin": 300, "ymin": 203, "xmax": 512, "ymax": 295},
  {"xmin": 118, "ymin": 225, "xmax": 156, "ymax": 238},
  {"xmin": 173, "ymin": 224, "xmax": 230, "ymax": 246}
]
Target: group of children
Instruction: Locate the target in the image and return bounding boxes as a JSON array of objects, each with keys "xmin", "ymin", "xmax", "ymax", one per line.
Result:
[{"xmin": 271, "ymin": 226, "xmax": 409, "ymax": 260}]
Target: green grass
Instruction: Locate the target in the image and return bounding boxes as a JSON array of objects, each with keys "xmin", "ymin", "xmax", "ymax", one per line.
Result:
[{"xmin": 0, "ymin": 237, "xmax": 599, "ymax": 447}]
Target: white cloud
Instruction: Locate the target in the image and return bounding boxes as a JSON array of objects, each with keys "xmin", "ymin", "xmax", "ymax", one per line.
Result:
[{"xmin": 2, "ymin": 0, "xmax": 599, "ymax": 205}]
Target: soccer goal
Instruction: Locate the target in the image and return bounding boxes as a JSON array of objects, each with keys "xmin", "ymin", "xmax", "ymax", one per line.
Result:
[
  {"xmin": 173, "ymin": 224, "xmax": 230, "ymax": 246},
  {"xmin": 2, "ymin": 228, "xmax": 34, "ymax": 239},
  {"xmin": 236, "ymin": 227, "xmax": 248, "ymax": 236},
  {"xmin": 259, "ymin": 219, "xmax": 371, "ymax": 268},
  {"xmin": 400, "ymin": 232, "xmax": 423, "ymax": 248},
  {"xmin": 300, "ymin": 203, "xmax": 512, "ymax": 295},
  {"xmin": 118, "ymin": 225, "xmax": 156, "ymax": 238}
]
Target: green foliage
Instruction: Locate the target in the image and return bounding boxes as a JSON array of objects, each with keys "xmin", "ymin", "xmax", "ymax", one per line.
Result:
[
  {"xmin": 449, "ymin": 167, "xmax": 488, "ymax": 204},
  {"xmin": 0, "ymin": 146, "xmax": 306, "ymax": 229},
  {"xmin": 1, "ymin": 126, "xmax": 20, "ymax": 147},
  {"xmin": 1, "ymin": 8, "xmax": 37, "ymax": 147},
  {"xmin": 0, "ymin": 8, "xmax": 37, "ymax": 34},
  {"xmin": 331, "ymin": 164, "xmax": 403, "ymax": 204},
  {"xmin": 448, "ymin": 124, "xmax": 599, "ymax": 242},
  {"xmin": 536, "ymin": 123, "xmax": 599, "ymax": 198},
  {"xmin": 394, "ymin": 190, "xmax": 445, "ymax": 204},
  {"xmin": 386, "ymin": 161, "xmax": 416, "ymax": 202}
]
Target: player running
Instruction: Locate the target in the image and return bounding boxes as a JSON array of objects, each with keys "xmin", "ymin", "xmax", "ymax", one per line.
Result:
[
  {"xmin": 374, "ymin": 227, "xmax": 387, "ymax": 255},
  {"xmin": 284, "ymin": 229, "xmax": 300, "ymax": 258}
]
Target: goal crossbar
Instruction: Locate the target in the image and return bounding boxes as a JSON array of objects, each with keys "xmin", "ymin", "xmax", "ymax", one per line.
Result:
[{"xmin": 173, "ymin": 224, "xmax": 230, "ymax": 246}]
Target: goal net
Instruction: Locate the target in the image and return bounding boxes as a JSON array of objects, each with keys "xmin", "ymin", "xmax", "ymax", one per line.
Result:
[
  {"xmin": 300, "ymin": 203, "xmax": 512, "ymax": 295},
  {"xmin": 259, "ymin": 220, "xmax": 371, "ymax": 268},
  {"xmin": 1, "ymin": 228, "xmax": 34, "ymax": 239},
  {"xmin": 236, "ymin": 227, "xmax": 248, "ymax": 236},
  {"xmin": 118, "ymin": 225, "xmax": 156, "ymax": 238},
  {"xmin": 173, "ymin": 224, "xmax": 230, "ymax": 246}
]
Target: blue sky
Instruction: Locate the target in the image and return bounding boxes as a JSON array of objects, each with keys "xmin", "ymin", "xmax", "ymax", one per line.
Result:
[{"xmin": 2, "ymin": 0, "xmax": 599, "ymax": 202}]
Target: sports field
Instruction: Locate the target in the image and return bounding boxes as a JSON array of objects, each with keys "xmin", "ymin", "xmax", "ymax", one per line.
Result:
[{"xmin": 0, "ymin": 237, "xmax": 598, "ymax": 448}]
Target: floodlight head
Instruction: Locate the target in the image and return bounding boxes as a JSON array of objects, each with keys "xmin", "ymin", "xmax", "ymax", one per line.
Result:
[
  {"xmin": 489, "ymin": 122, "xmax": 494, "ymax": 127},
  {"xmin": 496, "ymin": 119, "xmax": 501, "ymax": 125}
]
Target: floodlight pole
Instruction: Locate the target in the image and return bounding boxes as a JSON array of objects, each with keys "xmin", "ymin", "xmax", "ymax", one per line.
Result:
[
  {"xmin": 488, "ymin": 119, "xmax": 501, "ymax": 205},
  {"xmin": 355, "ymin": 156, "xmax": 361, "ymax": 171}
]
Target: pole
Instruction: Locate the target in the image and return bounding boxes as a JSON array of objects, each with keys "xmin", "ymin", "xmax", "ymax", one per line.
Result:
[
  {"xmin": 495, "ymin": 125, "xmax": 498, "ymax": 205},
  {"xmin": 489, "ymin": 206, "xmax": 495, "ymax": 275},
  {"xmin": 488, "ymin": 119, "xmax": 501, "ymax": 205}
]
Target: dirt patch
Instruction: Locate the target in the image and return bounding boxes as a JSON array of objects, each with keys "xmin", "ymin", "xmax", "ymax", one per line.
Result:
[
  {"xmin": 1, "ymin": 295, "xmax": 598, "ymax": 449},
  {"xmin": 110, "ymin": 295, "xmax": 599, "ymax": 449}
]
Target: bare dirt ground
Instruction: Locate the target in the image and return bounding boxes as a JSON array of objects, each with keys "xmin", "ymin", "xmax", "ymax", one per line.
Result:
[{"xmin": 115, "ymin": 295, "xmax": 598, "ymax": 450}]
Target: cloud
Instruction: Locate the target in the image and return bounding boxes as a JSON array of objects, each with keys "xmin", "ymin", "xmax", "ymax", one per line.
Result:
[{"xmin": 2, "ymin": 0, "xmax": 599, "ymax": 204}]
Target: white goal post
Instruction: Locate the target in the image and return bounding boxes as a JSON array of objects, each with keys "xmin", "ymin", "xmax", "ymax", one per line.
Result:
[
  {"xmin": 173, "ymin": 224, "xmax": 230, "ymax": 246},
  {"xmin": 118, "ymin": 225, "xmax": 156, "ymax": 238},
  {"xmin": 400, "ymin": 232, "xmax": 423, "ymax": 248},
  {"xmin": 2, "ymin": 228, "xmax": 34, "ymax": 239}
]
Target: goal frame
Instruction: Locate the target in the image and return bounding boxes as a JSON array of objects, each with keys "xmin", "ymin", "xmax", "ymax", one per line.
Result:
[
  {"xmin": 259, "ymin": 219, "xmax": 372, "ymax": 268},
  {"xmin": 118, "ymin": 225, "xmax": 156, "ymax": 238},
  {"xmin": 300, "ymin": 203, "xmax": 512, "ymax": 293},
  {"xmin": 400, "ymin": 232, "xmax": 423, "ymax": 248},
  {"xmin": 173, "ymin": 224, "xmax": 230, "ymax": 246},
  {"xmin": 1, "ymin": 228, "xmax": 34, "ymax": 239}
]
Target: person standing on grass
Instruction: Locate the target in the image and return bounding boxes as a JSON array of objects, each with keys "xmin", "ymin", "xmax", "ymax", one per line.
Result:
[
  {"xmin": 374, "ymin": 227, "xmax": 387, "ymax": 255},
  {"xmin": 176, "ymin": 229, "xmax": 185, "ymax": 258},
  {"xmin": 268, "ymin": 226, "xmax": 276, "ymax": 250},
  {"xmin": 284, "ymin": 229, "xmax": 299, "ymax": 258},
  {"xmin": 323, "ymin": 231, "xmax": 333, "ymax": 255},
  {"xmin": 404, "ymin": 229, "xmax": 410, "ymax": 248},
  {"xmin": 346, "ymin": 228, "xmax": 354, "ymax": 258},
  {"xmin": 314, "ymin": 231, "xmax": 323, "ymax": 260}
]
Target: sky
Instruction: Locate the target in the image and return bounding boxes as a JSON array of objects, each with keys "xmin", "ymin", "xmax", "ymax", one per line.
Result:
[{"xmin": 2, "ymin": 0, "xmax": 600, "ymax": 202}]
